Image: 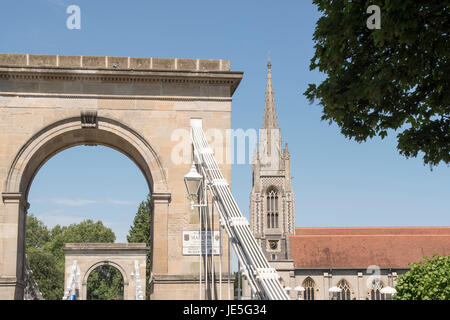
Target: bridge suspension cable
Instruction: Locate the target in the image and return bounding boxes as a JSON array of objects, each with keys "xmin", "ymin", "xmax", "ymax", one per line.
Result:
[{"xmin": 190, "ymin": 121, "xmax": 290, "ymax": 300}]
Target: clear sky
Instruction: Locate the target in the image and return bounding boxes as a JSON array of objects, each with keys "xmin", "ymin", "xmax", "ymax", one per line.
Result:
[{"xmin": 1, "ymin": 0, "xmax": 448, "ymax": 243}]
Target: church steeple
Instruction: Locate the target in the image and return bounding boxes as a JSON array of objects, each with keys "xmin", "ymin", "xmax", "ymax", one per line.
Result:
[
  {"xmin": 250, "ymin": 55, "xmax": 296, "ymax": 264},
  {"xmin": 263, "ymin": 57, "xmax": 279, "ymax": 129}
]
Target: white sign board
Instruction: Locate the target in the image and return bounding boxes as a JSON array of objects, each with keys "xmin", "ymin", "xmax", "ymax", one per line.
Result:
[{"xmin": 182, "ymin": 231, "xmax": 221, "ymax": 255}]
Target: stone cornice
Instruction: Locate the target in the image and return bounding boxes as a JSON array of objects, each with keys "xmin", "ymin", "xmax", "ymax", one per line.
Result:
[
  {"xmin": 2, "ymin": 192, "xmax": 29, "ymax": 210},
  {"xmin": 0, "ymin": 53, "xmax": 231, "ymax": 72},
  {"xmin": 63, "ymin": 243, "xmax": 149, "ymax": 254},
  {"xmin": 151, "ymin": 274, "xmax": 234, "ymax": 283},
  {"xmin": 0, "ymin": 92, "xmax": 233, "ymax": 102},
  {"xmin": 0, "ymin": 55, "xmax": 244, "ymax": 95},
  {"xmin": 151, "ymin": 192, "xmax": 172, "ymax": 203}
]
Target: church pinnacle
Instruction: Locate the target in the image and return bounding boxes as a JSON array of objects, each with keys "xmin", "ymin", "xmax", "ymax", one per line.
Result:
[{"xmin": 263, "ymin": 57, "xmax": 279, "ymax": 129}]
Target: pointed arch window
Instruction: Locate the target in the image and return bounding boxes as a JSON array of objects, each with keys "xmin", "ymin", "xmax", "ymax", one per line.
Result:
[
  {"xmin": 266, "ymin": 188, "xmax": 279, "ymax": 229},
  {"xmin": 337, "ymin": 279, "xmax": 351, "ymax": 300},
  {"xmin": 302, "ymin": 277, "xmax": 315, "ymax": 300},
  {"xmin": 369, "ymin": 280, "xmax": 385, "ymax": 300}
]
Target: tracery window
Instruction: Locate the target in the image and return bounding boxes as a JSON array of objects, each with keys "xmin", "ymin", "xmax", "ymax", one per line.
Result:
[
  {"xmin": 302, "ymin": 277, "xmax": 315, "ymax": 300},
  {"xmin": 266, "ymin": 188, "xmax": 279, "ymax": 229},
  {"xmin": 369, "ymin": 280, "xmax": 385, "ymax": 300},
  {"xmin": 337, "ymin": 279, "xmax": 351, "ymax": 300}
]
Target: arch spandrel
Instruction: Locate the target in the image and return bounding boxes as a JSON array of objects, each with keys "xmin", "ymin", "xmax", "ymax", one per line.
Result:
[{"xmin": 3, "ymin": 116, "xmax": 169, "ymax": 200}]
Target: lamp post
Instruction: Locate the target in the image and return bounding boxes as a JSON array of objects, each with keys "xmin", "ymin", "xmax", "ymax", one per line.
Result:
[
  {"xmin": 294, "ymin": 285, "xmax": 305, "ymax": 300},
  {"xmin": 184, "ymin": 163, "xmax": 203, "ymax": 210},
  {"xmin": 284, "ymin": 286, "xmax": 292, "ymax": 299},
  {"xmin": 328, "ymin": 286, "xmax": 341, "ymax": 300},
  {"xmin": 184, "ymin": 161, "xmax": 209, "ymax": 300},
  {"xmin": 380, "ymin": 286, "xmax": 397, "ymax": 300}
]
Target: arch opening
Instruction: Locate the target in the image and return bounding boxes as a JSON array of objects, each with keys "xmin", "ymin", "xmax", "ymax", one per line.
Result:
[
  {"xmin": 5, "ymin": 117, "xmax": 168, "ymax": 199},
  {"xmin": 3, "ymin": 116, "xmax": 169, "ymax": 300},
  {"xmin": 86, "ymin": 263, "xmax": 125, "ymax": 300}
]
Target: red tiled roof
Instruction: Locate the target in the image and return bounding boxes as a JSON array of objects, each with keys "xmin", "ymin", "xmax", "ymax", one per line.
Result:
[
  {"xmin": 289, "ymin": 227, "xmax": 450, "ymax": 269},
  {"xmin": 295, "ymin": 226, "xmax": 450, "ymax": 235}
]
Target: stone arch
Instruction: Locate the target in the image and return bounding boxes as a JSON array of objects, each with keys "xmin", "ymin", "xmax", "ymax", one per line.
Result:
[
  {"xmin": 262, "ymin": 184, "xmax": 283, "ymax": 195},
  {"xmin": 81, "ymin": 260, "xmax": 129, "ymax": 300},
  {"xmin": 4, "ymin": 116, "xmax": 169, "ymax": 198},
  {"xmin": 1, "ymin": 116, "xmax": 171, "ymax": 299},
  {"xmin": 368, "ymin": 279, "xmax": 385, "ymax": 300},
  {"xmin": 265, "ymin": 185, "xmax": 279, "ymax": 229},
  {"xmin": 336, "ymin": 278, "xmax": 352, "ymax": 300},
  {"xmin": 302, "ymin": 277, "xmax": 316, "ymax": 300}
]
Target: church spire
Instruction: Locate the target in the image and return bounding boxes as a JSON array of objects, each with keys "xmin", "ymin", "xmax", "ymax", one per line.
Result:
[{"xmin": 263, "ymin": 56, "xmax": 279, "ymax": 129}]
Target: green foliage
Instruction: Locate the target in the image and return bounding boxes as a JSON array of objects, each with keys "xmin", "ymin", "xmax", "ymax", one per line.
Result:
[
  {"xmin": 26, "ymin": 214, "xmax": 50, "ymax": 249},
  {"xmin": 394, "ymin": 254, "xmax": 450, "ymax": 300},
  {"xmin": 127, "ymin": 195, "xmax": 152, "ymax": 299},
  {"xmin": 26, "ymin": 216, "xmax": 117, "ymax": 300},
  {"xmin": 44, "ymin": 219, "xmax": 116, "ymax": 262},
  {"xmin": 26, "ymin": 247, "xmax": 64, "ymax": 300},
  {"xmin": 87, "ymin": 266, "xmax": 124, "ymax": 300},
  {"xmin": 305, "ymin": 1, "xmax": 449, "ymax": 167}
]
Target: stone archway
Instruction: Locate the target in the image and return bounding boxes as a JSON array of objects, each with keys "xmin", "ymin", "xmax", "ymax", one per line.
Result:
[
  {"xmin": 0, "ymin": 53, "xmax": 242, "ymax": 300},
  {"xmin": 63, "ymin": 243, "xmax": 148, "ymax": 300},
  {"xmin": 1, "ymin": 115, "xmax": 170, "ymax": 300}
]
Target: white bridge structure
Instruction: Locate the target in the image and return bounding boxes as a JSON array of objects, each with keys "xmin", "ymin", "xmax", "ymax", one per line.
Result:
[
  {"xmin": 187, "ymin": 120, "xmax": 290, "ymax": 300},
  {"xmin": 23, "ymin": 255, "xmax": 44, "ymax": 300}
]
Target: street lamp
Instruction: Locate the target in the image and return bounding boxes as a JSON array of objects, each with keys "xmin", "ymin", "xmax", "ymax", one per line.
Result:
[
  {"xmin": 380, "ymin": 286, "xmax": 397, "ymax": 300},
  {"xmin": 184, "ymin": 160, "xmax": 208, "ymax": 300},
  {"xmin": 284, "ymin": 286, "xmax": 292, "ymax": 299},
  {"xmin": 294, "ymin": 285, "xmax": 305, "ymax": 300},
  {"xmin": 328, "ymin": 286, "xmax": 341, "ymax": 300},
  {"xmin": 184, "ymin": 163, "xmax": 203, "ymax": 210}
]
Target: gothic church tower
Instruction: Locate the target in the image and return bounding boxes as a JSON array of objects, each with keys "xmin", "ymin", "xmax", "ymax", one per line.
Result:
[{"xmin": 250, "ymin": 59, "xmax": 295, "ymax": 262}]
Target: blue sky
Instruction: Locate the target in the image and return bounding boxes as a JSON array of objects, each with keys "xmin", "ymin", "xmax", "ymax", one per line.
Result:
[{"xmin": 1, "ymin": 0, "xmax": 448, "ymax": 243}]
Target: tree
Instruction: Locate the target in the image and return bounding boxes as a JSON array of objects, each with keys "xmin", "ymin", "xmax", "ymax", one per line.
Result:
[
  {"xmin": 25, "ymin": 216, "xmax": 118, "ymax": 300},
  {"xmin": 26, "ymin": 247, "xmax": 64, "ymax": 300},
  {"xmin": 127, "ymin": 195, "xmax": 152, "ymax": 299},
  {"xmin": 26, "ymin": 214, "xmax": 50, "ymax": 249},
  {"xmin": 45, "ymin": 219, "xmax": 116, "ymax": 262},
  {"xmin": 304, "ymin": 1, "xmax": 449, "ymax": 167},
  {"xmin": 394, "ymin": 254, "xmax": 450, "ymax": 300}
]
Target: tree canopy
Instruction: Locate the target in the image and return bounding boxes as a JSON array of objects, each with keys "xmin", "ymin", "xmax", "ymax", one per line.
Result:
[
  {"xmin": 26, "ymin": 215, "xmax": 117, "ymax": 300},
  {"xmin": 394, "ymin": 254, "xmax": 450, "ymax": 300},
  {"xmin": 305, "ymin": 1, "xmax": 449, "ymax": 167},
  {"xmin": 87, "ymin": 265, "xmax": 124, "ymax": 300}
]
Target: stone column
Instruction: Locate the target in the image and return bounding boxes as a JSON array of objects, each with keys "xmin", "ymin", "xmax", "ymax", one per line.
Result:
[
  {"xmin": 0, "ymin": 192, "xmax": 28, "ymax": 300},
  {"xmin": 323, "ymin": 271, "xmax": 330, "ymax": 300},
  {"xmin": 149, "ymin": 192, "xmax": 171, "ymax": 299},
  {"xmin": 357, "ymin": 272, "xmax": 364, "ymax": 300},
  {"xmin": 392, "ymin": 271, "xmax": 398, "ymax": 287}
]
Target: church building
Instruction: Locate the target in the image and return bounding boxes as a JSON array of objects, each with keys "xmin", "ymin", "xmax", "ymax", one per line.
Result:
[{"xmin": 243, "ymin": 60, "xmax": 450, "ymax": 300}]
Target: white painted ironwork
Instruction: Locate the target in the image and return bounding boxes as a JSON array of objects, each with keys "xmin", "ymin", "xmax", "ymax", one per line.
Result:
[
  {"xmin": 23, "ymin": 254, "xmax": 44, "ymax": 300},
  {"xmin": 133, "ymin": 260, "xmax": 144, "ymax": 300},
  {"xmin": 63, "ymin": 260, "xmax": 80, "ymax": 300},
  {"xmin": 190, "ymin": 123, "xmax": 290, "ymax": 300}
]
